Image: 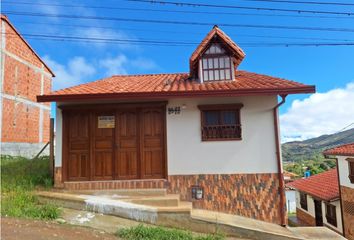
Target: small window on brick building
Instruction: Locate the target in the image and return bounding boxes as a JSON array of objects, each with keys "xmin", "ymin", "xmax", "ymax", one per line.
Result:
[
  {"xmin": 326, "ymin": 203, "xmax": 337, "ymax": 227},
  {"xmin": 198, "ymin": 104, "xmax": 243, "ymax": 141},
  {"xmin": 347, "ymin": 158, "xmax": 354, "ymax": 183},
  {"xmin": 300, "ymin": 192, "xmax": 308, "ymax": 211}
]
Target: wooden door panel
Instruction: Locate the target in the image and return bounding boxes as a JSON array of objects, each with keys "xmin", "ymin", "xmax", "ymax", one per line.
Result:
[
  {"xmin": 94, "ymin": 151, "xmax": 113, "ymax": 178},
  {"xmin": 116, "ymin": 111, "xmax": 139, "ymax": 179},
  {"xmin": 66, "ymin": 112, "xmax": 90, "ymax": 181},
  {"xmin": 141, "ymin": 108, "xmax": 165, "ymax": 179},
  {"xmin": 93, "ymin": 113, "xmax": 114, "ymax": 180}
]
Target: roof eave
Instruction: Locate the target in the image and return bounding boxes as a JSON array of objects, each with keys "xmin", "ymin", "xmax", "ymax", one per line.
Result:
[
  {"xmin": 290, "ymin": 188, "xmax": 339, "ymax": 202},
  {"xmin": 37, "ymin": 85, "xmax": 316, "ymax": 103},
  {"xmin": 323, "ymin": 152, "xmax": 354, "ymax": 157}
]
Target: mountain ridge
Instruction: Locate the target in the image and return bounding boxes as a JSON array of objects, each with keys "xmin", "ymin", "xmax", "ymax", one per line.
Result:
[{"xmin": 282, "ymin": 128, "xmax": 354, "ymax": 162}]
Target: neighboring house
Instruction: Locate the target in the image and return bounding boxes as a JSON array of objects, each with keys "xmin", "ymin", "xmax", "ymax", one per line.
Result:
[
  {"xmin": 37, "ymin": 26, "xmax": 315, "ymax": 225},
  {"xmin": 287, "ymin": 169, "xmax": 342, "ymax": 234},
  {"xmin": 0, "ymin": 15, "xmax": 54, "ymax": 157},
  {"xmin": 284, "ymin": 170, "xmax": 299, "ymax": 184},
  {"xmin": 324, "ymin": 143, "xmax": 354, "ymax": 240}
]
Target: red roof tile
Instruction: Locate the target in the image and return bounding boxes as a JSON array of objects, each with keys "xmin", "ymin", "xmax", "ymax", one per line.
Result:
[
  {"xmin": 286, "ymin": 169, "xmax": 339, "ymax": 201},
  {"xmin": 37, "ymin": 71, "xmax": 315, "ymax": 102},
  {"xmin": 323, "ymin": 143, "xmax": 354, "ymax": 157}
]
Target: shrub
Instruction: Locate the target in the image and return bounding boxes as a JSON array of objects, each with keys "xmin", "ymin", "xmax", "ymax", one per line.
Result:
[{"xmin": 116, "ymin": 225, "xmax": 224, "ymax": 240}]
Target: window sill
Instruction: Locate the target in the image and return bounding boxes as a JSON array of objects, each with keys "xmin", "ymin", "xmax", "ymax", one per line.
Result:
[{"xmin": 202, "ymin": 138, "xmax": 242, "ymax": 142}]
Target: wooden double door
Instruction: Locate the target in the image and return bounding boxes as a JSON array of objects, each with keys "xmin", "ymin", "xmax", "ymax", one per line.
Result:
[{"xmin": 62, "ymin": 105, "xmax": 166, "ymax": 181}]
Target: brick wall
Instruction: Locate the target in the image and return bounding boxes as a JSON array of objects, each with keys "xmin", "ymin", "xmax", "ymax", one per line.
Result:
[
  {"xmin": 341, "ymin": 186, "xmax": 354, "ymax": 240},
  {"xmin": 167, "ymin": 173, "xmax": 285, "ymax": 225},
  {"xmin": 296, "ymin": 207, "xmax": 316, "ymax": 226},
  {"xmin": 1, "ymin": 16, "xmax": 52, "ymax": 149}
]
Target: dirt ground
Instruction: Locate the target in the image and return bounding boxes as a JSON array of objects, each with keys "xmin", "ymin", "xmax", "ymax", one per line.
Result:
[{"xmin": 1, "ymin": 217, "xmax": 119, "ymax": 240}]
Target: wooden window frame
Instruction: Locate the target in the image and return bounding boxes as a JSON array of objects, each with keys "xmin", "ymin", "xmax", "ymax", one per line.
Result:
[
  {"xmin": 325, "ymin": 203, "xmax": 337, "ymax": 227},
  {"xmin": 201, "ymin": 55, "xmax": 233, "ymax": 82},
  {"xmin": 300, "ymin": 192, "xmax": 308, "ymax": 211},
  {"xmin": 346, "ymin": 158, "xmax": 354, "ymax": 183},
  {"xmin": 198, "ymin": 104, "xmax": 243, "ymax": 141}
]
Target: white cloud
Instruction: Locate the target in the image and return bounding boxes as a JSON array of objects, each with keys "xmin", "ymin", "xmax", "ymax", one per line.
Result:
[
  {"xmin": 99, "ymin": 54, "xmax": 128, "ymax": 76},
  {"xmin": 99, "ymin": 54, "xmax": 158, "ymax": 76},
  {"xmin": 131, "ymin": 57, "xmax": 158, "ymax": 70},
  {"xmin": 280, "ymin": 82, "xmax": 354, "ymax": 142},
  {"xmin": 45, "ymin": 54, "xmax": 159, "ymax": 90},
  {"xmin": 77, "ymin": 27, "xmax": 135, "ymax": 49},
  {"xmin": 43, "ymin": 55, "xmax": 96, "ymax": 90}
]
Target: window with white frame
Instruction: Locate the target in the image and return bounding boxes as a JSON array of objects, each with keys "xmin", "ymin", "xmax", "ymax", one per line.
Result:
[{"xmin": 201, "ymin": 43, "xmax": 233, "ymax": 82}]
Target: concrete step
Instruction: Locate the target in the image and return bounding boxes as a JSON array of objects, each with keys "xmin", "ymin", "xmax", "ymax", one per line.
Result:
[
  {"xmin": 70, "ymin": 188, "xmax": 167, "ymax": 197},
  {"xmin": 127, "ymin": 194, "xmax": 180, "ymax": 207}
]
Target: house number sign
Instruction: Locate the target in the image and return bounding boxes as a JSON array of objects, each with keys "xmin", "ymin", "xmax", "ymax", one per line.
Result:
[
  {"xmin": 168, "ymin": 106, "xmax": 181, "ymax": 115},
  {"xmin": 98, "ymin": 116, "xmax": 115, "ymax": 128}
]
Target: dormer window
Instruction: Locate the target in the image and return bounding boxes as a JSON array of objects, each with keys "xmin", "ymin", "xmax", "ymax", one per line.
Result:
[
  {"xmin": 200, "ymin": 43, "xmax": 234, "ymax": 82},
  {"xmin": 189, "ymin": 25, "xmax": 245, "ymax": 82}
]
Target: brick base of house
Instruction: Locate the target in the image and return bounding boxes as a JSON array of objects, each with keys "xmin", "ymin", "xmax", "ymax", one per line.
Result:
[
  {"xmin": 341, "ymin": 185, "xmax": 354, "ymax": 240},
  {"xmin": 167, "ymin": 173, "xmax": 284, "ymax": 224},
  {"xmin": 54, "ymin": 169, "xmax": 284, "ymax": 224},
  {"xmin": 296, "ymin": 207, "xmax": 316, "ymax": 226}
]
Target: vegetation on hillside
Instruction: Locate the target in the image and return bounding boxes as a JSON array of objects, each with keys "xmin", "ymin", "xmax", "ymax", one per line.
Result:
[
  {"xmin": 1, "ymin": 155, "xmax": 61, "ymax": 220},
  {"xmin": 283, "ymin": 158, "xmax": 336, "ymax": 177},
  {"xmin": 117, "ymin": 225, "xmax": 224, "ymax": 240},
  {"xmin": 282, "ymin": 128, "xmax": 354, "ymax": 162}
]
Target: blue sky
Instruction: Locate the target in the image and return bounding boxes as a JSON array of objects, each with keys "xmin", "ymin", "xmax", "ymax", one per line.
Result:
[{"xmin": 2, "ymin": 0, "xmax": 354, "ymax": 141}]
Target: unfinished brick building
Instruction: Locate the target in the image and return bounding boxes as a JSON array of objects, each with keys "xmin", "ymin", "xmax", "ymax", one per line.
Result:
[{"xmin": 0, "ymin": 15, "xmax": 54, "ymax": 157}]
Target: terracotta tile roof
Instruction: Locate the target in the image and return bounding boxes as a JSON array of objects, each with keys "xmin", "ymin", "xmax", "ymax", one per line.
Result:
[
  {"xmin": 286, "ymin": 169, "xmax": 339, "ymax": 201},
  {"xmin": 323, "ymin": 143, "xmax": 354, "ymax": 157},
  {"xmin": 1, "ymin": 14, "xmax": 55, "ymax": 77},
  {"xmin": 189, "ymin": 25, "xmax": 245, "ymax": 74},
  {"xmin": 37, "ymin": 70, "xmax": 315, "ymax": 102}
]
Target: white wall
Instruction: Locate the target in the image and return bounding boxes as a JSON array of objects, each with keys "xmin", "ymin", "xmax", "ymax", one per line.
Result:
[
  {"xmin": 167, "ymin": 96, "xmax": 278, "ymax": 175},
  {"xmin": 55, "ymin": 107, "xmax": 62, "ymax": 167},
  {"xmin": 321, "ymin": 200, "xmax": 343, "ymax": 233},
  {"xmin": 337, "ymin": 156, "xmax": 354, "ymax": 189},
  {"xmin": 295, "ymin": 191, "xmax": 315, "ymax": 217}
]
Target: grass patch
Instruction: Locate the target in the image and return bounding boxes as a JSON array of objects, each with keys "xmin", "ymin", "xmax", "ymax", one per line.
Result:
[
  {"xmin": 1, "ymin": 155, "xmax": 61, "ymax": 220},
  {"xmin": 116, "ymin": 225, "xmax": 224, "ymax": 240}
]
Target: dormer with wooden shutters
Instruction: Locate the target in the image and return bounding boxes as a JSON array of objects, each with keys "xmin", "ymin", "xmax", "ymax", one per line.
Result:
[{"xmin": 189, "ymin": 25, "xmax": 246, "ymax": 83}]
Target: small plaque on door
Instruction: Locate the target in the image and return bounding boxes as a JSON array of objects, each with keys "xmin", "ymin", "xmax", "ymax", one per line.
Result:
[{"xmin": 98, "ymin": 116, "xmax": 115, "ymax": 128}]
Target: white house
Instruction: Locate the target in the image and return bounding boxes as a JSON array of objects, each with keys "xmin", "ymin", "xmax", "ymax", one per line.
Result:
[
  {"xmin": 37, "ymin": 26, "xmax": 315, "ymax": 225},
  {"xmin": 324, "ymin": 143, "xmax": 354, "ymax": 239},
  {"xmin": 287, "ymin": 169, "xmax": 343, "ymax": 234}
]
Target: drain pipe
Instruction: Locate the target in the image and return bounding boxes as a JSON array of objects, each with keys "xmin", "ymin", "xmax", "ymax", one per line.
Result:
[{"xmin": 273, "ymin": 94, "xmax": 287, "ymax": 226}]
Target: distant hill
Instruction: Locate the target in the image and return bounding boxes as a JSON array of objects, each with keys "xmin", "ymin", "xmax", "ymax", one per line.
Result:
[{"xmin": 282, "ymin": 128, "xmax": 354, "ymax": 162}]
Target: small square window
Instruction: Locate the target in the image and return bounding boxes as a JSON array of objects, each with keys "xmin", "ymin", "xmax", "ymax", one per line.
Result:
[
  {"xmin": 214, "ymin": 70, "xmax": 220, "ymax": 80},
  {"xmin": 213, "ymin": 58, "xmax": 219, "ymax": 68},
  {"xmin": 208, "ymin": 71, "xmax": 214, "ymax": 81},
  {"xmin": 202, "ymin": 59, "xmax": 208, "ymax": 69},
  {"xmin": 225, "ymin": 69, "xmax": 231, "ymax": 80},
  {"xmin": 220, "ymin": 70, "xmax": 225, "ymax": 79},
  {"xmin": 203, "ymin": 71, "xmax": 209, "ymax": 81}
]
